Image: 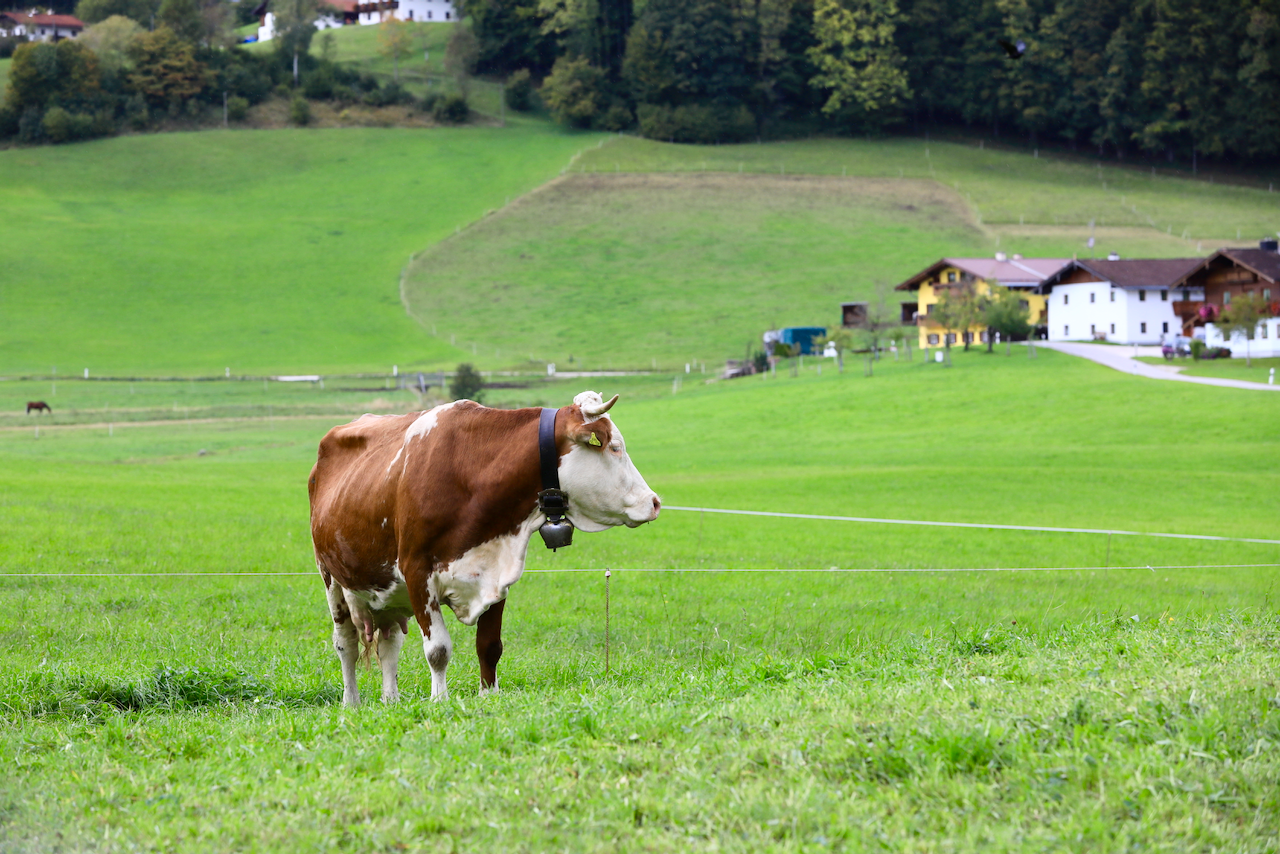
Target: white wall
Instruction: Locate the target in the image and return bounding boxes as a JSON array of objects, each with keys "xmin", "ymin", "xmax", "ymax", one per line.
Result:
[
  {"xmin": 1046, "ymin": 281, "xmax": 1196, "ymax": 344},
  {"xmin": 1204, "ymin": 319, "xmax": 1280, "ymax": 358},
  {"xmin": 259, "ymin": 3, "xmax": 454, "ymax": 41}
]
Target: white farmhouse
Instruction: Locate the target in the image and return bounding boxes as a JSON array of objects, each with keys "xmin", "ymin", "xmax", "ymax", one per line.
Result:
[
  {"xmin": 0, "ymin": 11, "xmax": 84, "ymax": 41},
  {"xmin": 255, "ymin": 0, "xmax": 454, "ymax": 43},
  {"xmin": 1038, "ymin": 256, "xmax": 1204, "ymax": 344}
]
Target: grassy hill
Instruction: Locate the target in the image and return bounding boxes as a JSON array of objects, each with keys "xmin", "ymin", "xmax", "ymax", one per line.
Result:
[
  {"xmin": 402, "ymin": 135, "xmax": 1280, "ymax": 372},
  {"xmin": 0, "ymin": 125, "xmax": 600, "ymax": 376}
]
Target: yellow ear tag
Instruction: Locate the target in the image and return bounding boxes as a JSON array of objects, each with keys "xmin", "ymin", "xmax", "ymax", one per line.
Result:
[{"xmin": 588, "ymin": 432, "xmax": 601, "ymax": 447}]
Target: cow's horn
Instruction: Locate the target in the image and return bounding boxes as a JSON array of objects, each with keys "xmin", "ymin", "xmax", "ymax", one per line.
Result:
[{"xmin": 578, "ymin": 393, "xmax": 619, "ymax": 421}]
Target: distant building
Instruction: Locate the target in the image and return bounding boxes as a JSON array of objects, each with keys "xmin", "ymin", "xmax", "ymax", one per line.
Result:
[
  {"xmin": 255, "ymin": 0, "xmax": 455, "ymax": 42},
  {"xmin": 0, "ymin": 11, "xmax": 84, "ymax": 41},
  {"xmin": 893, "ymin": 254, "xmax": 1066, "ymax": 349},
  {"xmin": 1038, "ymin": 257, "xmax": 1203, "ymax": 344},
  {"xmin": 1180, "ymin": 239, "xmax": 1280, "ymax": 358}
]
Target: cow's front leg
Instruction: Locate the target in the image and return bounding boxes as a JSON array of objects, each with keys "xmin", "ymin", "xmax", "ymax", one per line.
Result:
[
  {"xmin": 415, "ymin": 581, "xmax": 452, "ymax": 701},
  {"xmin": 476, "ymin": 598, "xmax": 505, "ymax": 696}
]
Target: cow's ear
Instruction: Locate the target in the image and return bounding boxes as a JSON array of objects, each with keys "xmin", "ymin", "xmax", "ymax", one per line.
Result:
[{"xmin": 568, "ymin": 417, "xmax": 612, "ymax": 450}]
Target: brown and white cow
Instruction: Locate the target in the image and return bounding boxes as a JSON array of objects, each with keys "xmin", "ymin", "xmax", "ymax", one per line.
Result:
[{"xmin": 308, "ymin": 391, "xmax": 660, "ymax": 705}]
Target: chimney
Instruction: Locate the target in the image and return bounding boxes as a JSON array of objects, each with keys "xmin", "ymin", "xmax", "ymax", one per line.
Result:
[
  {"xmin": 1260, "ymin": 237, "xmax": 1279, "ymax": 253},
  {"xmin": 994, "ymin": 251, "xmax": 1008, "ymax": 262},
  {"xmin": 1107, "ymin": 252, "xmax": 1120, "ymax": 261}
]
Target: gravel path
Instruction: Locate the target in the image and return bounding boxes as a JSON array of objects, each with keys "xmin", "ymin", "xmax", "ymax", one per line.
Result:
[{"xmin": 1036, "ymin": 341, "xmax": 1280, "ymax": 392}]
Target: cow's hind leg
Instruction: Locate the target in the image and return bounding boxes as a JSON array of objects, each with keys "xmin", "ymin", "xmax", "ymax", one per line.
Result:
[
  {"xmin": 476, "ymin": 598, "xmax": 505, "ymax": 696},
  {"xmin": 378, "ymin": 621, "xmax": 406, "ymax": 703},
  {"xmin": 326, "ymin": 581, "xmax": 361, "ymax": 707}
]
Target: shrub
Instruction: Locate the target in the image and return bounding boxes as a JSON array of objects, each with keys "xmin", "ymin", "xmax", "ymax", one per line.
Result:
[
  {"xmin": 505, "ymin": 68, "xmax": 533, "ymax": 111},
  {"xmin": 18, "ymin": 107, "xmax": 44, "ymax": 143},
  {"xmin": 289, "ymin": 95, "xmax": 311, "ymax": 125},
  {"xmin": 331, "ymin": 84, "xmax": 355, "ymax": 104},
  {"xmin": 227, "ymin": 95, "xmax": 249, "ymax": 122},
  {"xmin": 419, "ymin": 92, "xmax": 441, "ymax": 113},
  {"xmin": 1189, "ymin": 339, "xmax": 1205, "ymax": 360},
  {"xmin": 596, "ymin": 103, "xmax": 633, "ymax": 131},
  {"xmin": 449, "ymin": 363, "xmax": 484, "ymax": 403},
  {"xmin": 42, "ymin": 107, "xmax": 95, "ymax": 143},
  {"xmin": 302, "ymin": 67, "xmax": 334, "ymax": 100},
  {"xmin": 0, "ymin": 106, "xmax": 18, "ymax": 139},
  {"xmin": 541, "ymin": 55, "xmax": 605, "ymax": 128},
  {"xmin": 0, "ymin": 34, "xmax": 21, "ymax": 58},
  {"xmin": 636, "ymin": 102, "xmax": 755, "ymax": 143},
  {"xmin": 124, "ymin": 93, "xmax": 149, "ymax": 129},
  {"xmin": 432, "ymin": 94, "xmax": 468, "ymax": 124}
]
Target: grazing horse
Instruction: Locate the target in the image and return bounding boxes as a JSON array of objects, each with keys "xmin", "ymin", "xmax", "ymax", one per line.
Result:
[{"xmin": 26, "ymin": 401, "xmax": 51, "ymax": 414}]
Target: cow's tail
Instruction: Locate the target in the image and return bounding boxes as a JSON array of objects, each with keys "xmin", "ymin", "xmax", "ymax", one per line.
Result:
[{"xmin": 358, "ymin": 628, "xmax": 380, "ymax": 669}]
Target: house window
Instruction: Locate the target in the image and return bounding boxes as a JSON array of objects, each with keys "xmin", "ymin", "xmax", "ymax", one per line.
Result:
[
  {"xmin": 427, "ymin": 9, "xmax": 431, "ymax": 16},
  {"xmin": 1090, "ymin": 292, "xmax": 1095, "ymax": 303},
  {"xmin": 1090, "ymin": 324, "xmax": 1096, "ymax": 334},
  {"xmin": 1063, "ymin": 293, "xmax": 1069, "ymax": 305},
  {"xmin": 945, "ymin": 333, "xmax": 956, "ymax": 345},
  {"xmin": 1110, "ymin": 323, "xmax": 1115, "ymax": 334},
  {"xmin": 927, "ymin": 334, "xmax": 939, "ymax": 345},
  {"xmin": 1160, "ymin": 290, "xmax": 1168, "ymax": 301},
  {"xmin": 1139, "ymin": 289, "xmax": 1146, "ymax": 301},
  {"xmin": 1140, "ymin": 322, "xmax": 1147, "ymax": 333},
  {"xmin": 1110, "ymin": 290, "xmax": 1116, "ymax": 302},
  {"xmin": 1265, "ymin": 288, "xmax": 1272, "ymax": 301},
  {"xmin": 1262, "ymin": 325, "xmax": 1269, "ymax": 339},
  {"xmin": 947, "ymin": 272, "xmax": 956, "ymax": 283},
  {"xmin": 1064, "ymin": 325, "xmax": 1069, "ymax": 336},
  {"xmin": 1183, "ymin": 289, "xmax": 1190, "ymax": 301},
  {"xmin": 1162, "ymin": 322, "xmax": 1169, "ymax": 333},
  {"xmin": 1224, "ymin": 292, "xmax": 1231, "ymax": 305}
]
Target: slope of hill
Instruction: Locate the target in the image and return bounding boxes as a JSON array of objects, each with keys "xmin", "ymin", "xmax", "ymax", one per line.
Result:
[
  {"xmin": 402, "ymin": 133, "xmax": 1276, "ymax": 372},
  {"xmin": 0, "ymin": 125, "xmax": 598, "ymax": 376}
]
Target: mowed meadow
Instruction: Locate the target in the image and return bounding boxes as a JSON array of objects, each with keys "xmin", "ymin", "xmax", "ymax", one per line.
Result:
[
  {"xmin": 4, "ymin": 349, "xmax": 1279, "ymax": 852},
  {"xmin": 2, "ymin": 120, "xmax": 1279, "ymax": 852}
]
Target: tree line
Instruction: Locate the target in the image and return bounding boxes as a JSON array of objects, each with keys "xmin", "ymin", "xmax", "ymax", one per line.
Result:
[
  {"xmin": 0, "ymin": 0, "xmax": 471, "ymax": 144},
  {"xmin": 471, "ymin": 0, "xmax": 1280, "ymax": 163}
]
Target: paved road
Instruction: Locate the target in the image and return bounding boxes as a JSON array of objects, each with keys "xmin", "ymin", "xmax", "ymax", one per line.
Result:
[{"xmin": 1036, "ymin": 341, "xmax": 1280, "ymax": 392}]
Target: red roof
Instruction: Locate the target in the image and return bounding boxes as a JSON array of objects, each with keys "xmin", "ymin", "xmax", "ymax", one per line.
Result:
[{"xmin": 1, "ymin": 12, "xmax": 85, "ymax": 28}]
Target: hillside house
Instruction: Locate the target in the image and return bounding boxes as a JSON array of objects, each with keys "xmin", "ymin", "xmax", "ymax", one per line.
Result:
[
  {"xmin": 0, "ymin": 11, "xmax": 83, "ymax": 40},
  {"xmin": 893, "ymin": 254, "xmax": 1066, "ymax": 349},
  {"xmin": 1178, "ymin": 239, "xmax": 1280, "ymax": 357},
  {"xmin": 256, "ymin": 0, "xmax": 454, "ymax": 42},
  {"xmin": 1038, "ymin": 257, "xmax": 1203, "ymax": 344}
]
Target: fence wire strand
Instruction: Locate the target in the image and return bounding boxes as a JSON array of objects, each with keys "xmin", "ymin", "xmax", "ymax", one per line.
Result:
[{"xmin": 1, "ymin": 563, "xmax": 1277, "ymax": 579}]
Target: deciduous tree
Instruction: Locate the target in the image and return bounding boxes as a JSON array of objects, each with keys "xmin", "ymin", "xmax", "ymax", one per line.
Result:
[
  {"xmin": 982, "ymin": 282, "xmax": 1032, "ymax": 354},
  {"xmin": 271, "ymin": 0, "xmax": 320, "ymax": 85},
  {"xmin": 127, "ymin": 26, "xmax": 206, "ymax": 109},
  {"xmin": 379, "ymin": 16, "xmax": 413, "ymax": 82},
  {"xmin": 1217, "ymin": 293, "xmax": 1271, "ymax": 367},
  {"xmin": 808, "ymin": 0, "xmax": 910, "ymax": 131}
]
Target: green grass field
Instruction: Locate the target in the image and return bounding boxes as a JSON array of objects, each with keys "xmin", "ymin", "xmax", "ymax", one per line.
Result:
[
  {"xmin": 2, "ymin": 350, "xmax": 1278, "ymax": 851},
  {"xmin": 4, "ymin": 97, "xmax": 1280, "ymax": 851},
  {"xmin": 0, "ymin": 125, "xmax": 600, "ymax": 377},
  {"xmin": 1137, "ymin": 355, "xmax": 1280, "ymax": 384}
]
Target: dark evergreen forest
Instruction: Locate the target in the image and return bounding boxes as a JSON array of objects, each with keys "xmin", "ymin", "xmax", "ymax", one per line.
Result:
[{"xmin": 472, "ymin": 0, "xmax": 1280, "ymax": 164}]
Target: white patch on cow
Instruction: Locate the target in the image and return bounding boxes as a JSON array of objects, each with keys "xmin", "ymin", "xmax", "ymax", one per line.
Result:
[
  {"xmin": 558, "ymin": 417, "xmax": 660, "ymax": 532},
  {"xmin": 346, "ymin": 561, "xmax": 409, "ymax": 613},
  {"xmin": 404, "ymin": 400, "xmax": 459, "ymax": 444},
  {"xmin": 435, "ymin": 509, "xmax": 542, "ymax": 626},
  {"xmin": 386, "ymin": 447, "xmax": 402, "ymax": 474}
]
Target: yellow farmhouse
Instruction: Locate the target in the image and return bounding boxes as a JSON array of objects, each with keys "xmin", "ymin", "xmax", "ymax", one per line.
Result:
[{"xmin": 894, "ymin": 254, "xmax": 1069, "ymax": 349}]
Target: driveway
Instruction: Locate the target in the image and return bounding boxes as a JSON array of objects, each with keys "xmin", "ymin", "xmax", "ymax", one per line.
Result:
[{"xmin": 1036, "ymin": 341, "xmax": 1280, "ymax": 392}]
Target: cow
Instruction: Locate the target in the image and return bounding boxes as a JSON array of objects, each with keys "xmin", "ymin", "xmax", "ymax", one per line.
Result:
[
  {"xmin": 26, "ymin": 401, "xmax": 51, "ymax": 414},
  {"xmin": 308, "ymin": 391, "xmax": 660, "ymax": 706}
]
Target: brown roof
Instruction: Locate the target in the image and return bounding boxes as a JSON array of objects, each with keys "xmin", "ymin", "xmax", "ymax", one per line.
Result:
[
  {"xmin": 1039, "ymin": 258, "xmax": 1203, "ymax": 291},
  {"xmin": 1217, "ymin": 248, "xmax": 1280, "ymax": 283},
  {"xmin": 895, "ymin": 256, "xmax": 1070, "ymax": 291},
  {"xmin": 1, "ymin": 12, "xmax": 84, "ymax": 27}
]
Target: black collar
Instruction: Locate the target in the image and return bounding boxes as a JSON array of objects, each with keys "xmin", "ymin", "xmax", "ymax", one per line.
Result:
[{"xmin": 538, "ymin": 407, "xmax": 560, "ymax": 491}]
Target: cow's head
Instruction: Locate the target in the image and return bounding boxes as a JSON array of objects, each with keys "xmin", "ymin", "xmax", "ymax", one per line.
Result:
[{"xmin": 557, "ymin": 391, "xmax": 661, "ymax": 531}]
